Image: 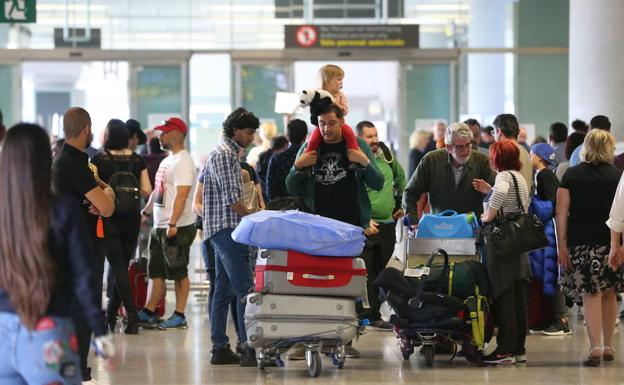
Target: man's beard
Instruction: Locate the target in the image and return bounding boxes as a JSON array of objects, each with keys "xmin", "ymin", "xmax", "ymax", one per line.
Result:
[{"xmin": 369, "ymin": 142, "xmax": 379, "ymax": 152}]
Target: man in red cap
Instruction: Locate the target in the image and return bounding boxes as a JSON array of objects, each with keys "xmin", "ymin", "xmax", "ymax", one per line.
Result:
[{"xmin": 139, "ymin": 117, "xmax": 197, "ymax": 330}]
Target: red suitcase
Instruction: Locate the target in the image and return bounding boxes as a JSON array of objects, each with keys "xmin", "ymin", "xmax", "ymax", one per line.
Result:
[
  {"xmin": 122, "ymin": 257, "xmax": 165, "ymax": 317},
  {"xmin": 255, "ymin": 249, "xmax": 367, "ymax": 297}
]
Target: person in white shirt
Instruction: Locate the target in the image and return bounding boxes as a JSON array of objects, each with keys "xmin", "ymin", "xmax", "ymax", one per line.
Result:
[{"xmin": 138, "ymin": 117, "xmax": 197, "ymax": 330}]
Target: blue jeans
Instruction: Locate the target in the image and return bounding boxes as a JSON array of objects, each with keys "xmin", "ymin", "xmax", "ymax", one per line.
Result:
[
  {"xmin": 0, "ymin": 313, "xmax": 81, "ymax": 385},
  {"xmin": 209, "ymin": 228, "xmax": 253, "ymax": 350}
]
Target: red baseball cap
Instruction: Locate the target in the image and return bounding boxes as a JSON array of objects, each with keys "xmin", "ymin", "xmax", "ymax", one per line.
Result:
[{"xmin": 155, "ymin": 117, "xmax": 187, "ymax": 134}]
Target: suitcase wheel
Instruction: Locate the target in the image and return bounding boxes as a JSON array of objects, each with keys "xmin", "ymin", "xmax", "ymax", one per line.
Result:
[
  {"xmin": 422, "ymin": 344, "xmax": 434, "ymax": 367},
  {"xmin": 306, "ymin": 350, "xmax": 322, "ymax": 377}
]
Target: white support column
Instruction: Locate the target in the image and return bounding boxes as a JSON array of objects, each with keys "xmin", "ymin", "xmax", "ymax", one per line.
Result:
[{"xmin": 569, "ymin": 0, "xmax": 624, "ymax": 140}]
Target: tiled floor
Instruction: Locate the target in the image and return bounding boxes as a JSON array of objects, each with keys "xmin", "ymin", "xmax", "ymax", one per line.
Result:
[
  {"xmin": 90, "ymin": 294, "xmax": 624, "ymax": 385},
  {"xmin": 90, "ymin": 238, "xmax": 624, "ymax": 384}
]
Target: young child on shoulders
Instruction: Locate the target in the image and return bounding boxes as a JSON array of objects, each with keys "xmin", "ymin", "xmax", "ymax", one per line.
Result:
[{"xmin": 305, "ymin": 64, "xmax": 359, "ymax": 153}]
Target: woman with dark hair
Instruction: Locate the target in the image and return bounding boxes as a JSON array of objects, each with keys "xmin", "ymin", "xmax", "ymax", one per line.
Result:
[
  {"xmin": 473, "ymin": 140, "xmax": 531, "ymax": 365},
  {"xmin": 0, "ymin": 123, "xmax": 113, "ymax": 383},
  {"xmin": 556, "ymin": 131, "xmax": 586, "ymax": 180},
  {"xmin": 91, "ymin": 119, "xmax": 152, "ymax": 334}
]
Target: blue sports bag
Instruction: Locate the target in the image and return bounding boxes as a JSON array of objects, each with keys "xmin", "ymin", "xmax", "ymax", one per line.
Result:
[
  {"xmin": 231, "ymin": 210, "xmax": 366, "ymax": 257},
  {"xmin": 416, "ymin": 210, "xmax": 478, "ymax": 238}
]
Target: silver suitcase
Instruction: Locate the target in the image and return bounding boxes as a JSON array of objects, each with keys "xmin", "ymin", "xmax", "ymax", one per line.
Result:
[
  {"xmin": 254, "ymin": 249, "xmax": 367, "ymax": 298},
  {"xmin": 245, "ymin": 293, "xmax": 359, "ymax": 348}
]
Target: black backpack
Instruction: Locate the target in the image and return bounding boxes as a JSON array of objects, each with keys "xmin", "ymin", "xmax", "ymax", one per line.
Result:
[{"xmin": 109, "ymin": 157, "xmax": 141, "ymax": 215}]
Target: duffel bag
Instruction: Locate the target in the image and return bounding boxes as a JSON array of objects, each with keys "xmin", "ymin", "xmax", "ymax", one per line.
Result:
[
  {"xmin": 418, "ymin": 260, "xmax": 492, "ymax": 301},
  {"xmin": 416, "ymin": 210, "xmax": 478, "ymax": 238},
  {"xmin": 231, "ymin": 210, "xmax": 366, "ymax": 257}
]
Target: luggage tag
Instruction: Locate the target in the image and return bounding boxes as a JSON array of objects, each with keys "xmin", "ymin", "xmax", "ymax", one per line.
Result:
[{"xmin": 404, "ymin": 266, "xmax": 430, "ymax": 278}]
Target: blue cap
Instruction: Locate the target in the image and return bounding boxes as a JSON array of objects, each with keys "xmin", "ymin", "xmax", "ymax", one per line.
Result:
[{"xmin": 531, "ymin": 143, "xmax": 556, "ymax": 166}]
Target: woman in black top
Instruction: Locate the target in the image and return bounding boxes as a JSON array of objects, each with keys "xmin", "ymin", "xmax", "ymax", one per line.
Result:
[
  {"xmin": 556, "ymin": 129, "xmax": 623, "ymax": 366},
  {"xmin": 0, "ymin": 124, "xmax": 113, "ymax": 383},
  {"xmin": 91, "ymin": 119, "xmax": 152, "ymax": 334}
]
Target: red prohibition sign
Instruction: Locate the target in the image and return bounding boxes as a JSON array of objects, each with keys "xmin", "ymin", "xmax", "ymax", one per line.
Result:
[{"xmin": 295, "ymin": 25, "xmax": 318, "ymax": 48}]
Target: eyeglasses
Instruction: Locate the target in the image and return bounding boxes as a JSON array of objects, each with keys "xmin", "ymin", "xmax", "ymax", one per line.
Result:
[{"xmin": 451, "ymin": 142, "xmax": 472, "ymax": 151}]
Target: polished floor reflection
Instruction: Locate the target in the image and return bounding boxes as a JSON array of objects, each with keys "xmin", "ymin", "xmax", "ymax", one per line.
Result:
[{"xmin": 90, "ymin": 294, "xmax": 624, "ymax": 385}]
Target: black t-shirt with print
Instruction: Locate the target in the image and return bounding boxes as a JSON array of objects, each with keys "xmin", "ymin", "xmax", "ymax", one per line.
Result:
[{"xmin": 313, "ymin": 141, "xmax": 359, "ymax": 226}]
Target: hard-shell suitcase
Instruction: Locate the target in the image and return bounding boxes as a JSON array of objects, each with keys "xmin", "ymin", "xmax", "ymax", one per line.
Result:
[
  {"xmin": 254, "ymin": 249, "xmax": 367, "ymax": 298},
  {"xmin": 127, "ymin": 257, "xmax": 165, "ymax": 317},
  {"xmin": 244, "ymin": 293, "xmax": 359, "ymax": 348}
]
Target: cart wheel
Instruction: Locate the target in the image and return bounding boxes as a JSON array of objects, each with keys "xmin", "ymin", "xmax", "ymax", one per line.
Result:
[
  {"xmin": 306, "ymin": 350, "xmax": 322, "ymax": 377},
  {"xmin": 400, "ymin": 341, "xmax": 414, "ymax": 360},
  {"xmin": 423, "ymin": 345, "xmax": 434, "ymax": 367}
]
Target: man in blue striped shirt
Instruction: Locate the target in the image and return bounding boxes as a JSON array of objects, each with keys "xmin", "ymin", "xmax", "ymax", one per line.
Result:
[{"xmin": 202, "ymin": 107, "xmax": 260, "ymax": 367}]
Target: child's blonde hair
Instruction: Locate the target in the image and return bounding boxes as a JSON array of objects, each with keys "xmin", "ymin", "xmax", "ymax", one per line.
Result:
[{"xmin": 318, "ymin": 64, "xmax": 345, "ymax": 89}]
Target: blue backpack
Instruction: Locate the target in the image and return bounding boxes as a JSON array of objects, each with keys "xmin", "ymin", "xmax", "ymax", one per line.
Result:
[{"xmin": 416, "ymin": 210, "xmax": 478, "ymax": 238}]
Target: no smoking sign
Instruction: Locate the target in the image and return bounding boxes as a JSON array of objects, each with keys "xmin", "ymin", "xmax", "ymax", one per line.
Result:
[{"xmin": 295, "ymin": 25, "xmax": 318, "ymax": 48}]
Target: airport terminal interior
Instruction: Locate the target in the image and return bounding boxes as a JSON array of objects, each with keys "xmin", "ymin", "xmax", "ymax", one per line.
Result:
[{"xmin": 1, "ymin": 0, "xmax": 624, "ymax": 384}]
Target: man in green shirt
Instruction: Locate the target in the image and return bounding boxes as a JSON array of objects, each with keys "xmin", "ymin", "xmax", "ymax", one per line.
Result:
[
  {"xmin": 357, "ymin": 121, "xmax": 407, "ymax": 329},
  {"xmin": 403, "ymin": 122, "xmax": 495, "ymax": 227}
]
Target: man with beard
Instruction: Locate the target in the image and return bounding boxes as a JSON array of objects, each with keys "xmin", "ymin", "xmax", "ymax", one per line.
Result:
[
  {"xmin": 404, "ymin": 122, "xmax": 495, "ymax": 227},
  {"xmin": 138, "ymin": 117, "xmax": 197, "ymax": 331},
  {"xmin": 356, "ymin": 121, "xmax": 406, "ymax": 329}
]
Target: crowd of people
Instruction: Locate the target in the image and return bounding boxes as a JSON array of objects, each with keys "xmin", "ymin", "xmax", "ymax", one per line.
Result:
[{"xmin": 0, "ymin": 62, "xmax": 623, "ymax": 383}]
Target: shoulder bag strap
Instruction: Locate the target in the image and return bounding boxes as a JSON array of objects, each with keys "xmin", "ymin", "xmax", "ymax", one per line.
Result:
[{"xmin": 508, "ymin": 172, "xmax": 525, "ymax": 212}]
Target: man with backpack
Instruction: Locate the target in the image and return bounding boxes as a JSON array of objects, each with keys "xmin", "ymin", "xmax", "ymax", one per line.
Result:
[
  {"xmin": 356, "ymin": 121, "xmax": 406, "ymax": 329},
  {"xmin": 138, "ymin": 117, "xmax": 197, "ymax": 330}
]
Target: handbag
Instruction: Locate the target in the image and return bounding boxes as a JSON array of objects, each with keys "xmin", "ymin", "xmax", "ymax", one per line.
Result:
[{"xmin": 479, "ymin": 172, "xmax": 549, "ymax": 260}]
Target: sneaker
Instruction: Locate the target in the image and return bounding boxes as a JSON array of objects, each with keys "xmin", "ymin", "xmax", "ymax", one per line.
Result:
[
  {"xmin": 370, "ymin": 320, "xmax": 394, "ymax": 330},
  {"xmin": 288, "ymin": 344, "xmax": 305, "ymax": 360},
  {"xmin": 483, "ymin": 350, "xmax": 516, "ymax": 365},
  {"xmin": 346, "ymin": 344, "xmax": 361, "ymax": 358},
  {"xmin": 157, "ymin": 314, "xmax": 188, "ymax": 330},
  {"xmin": 137, "ymin": 309, "xmax": 158, "ymax": 329},
  {"xmin": 211, "ymin": 346, "xmax": 240, "ymax": 365},
  {"xmin": 240, "ymin": 346, "xmax": 257, "ymax": 367},
  {"xmin": 541, "ymin": 319, "xmax": 572, "ymax": 336},
  {"xmin": 515, "ymin": 349, "xmax": 527, "ymax": 363}
]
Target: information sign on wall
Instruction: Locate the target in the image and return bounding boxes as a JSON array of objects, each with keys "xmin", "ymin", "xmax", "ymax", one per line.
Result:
[{"xmin": 285, "ymin": 24, "xmax": 419, "ymax": 49}]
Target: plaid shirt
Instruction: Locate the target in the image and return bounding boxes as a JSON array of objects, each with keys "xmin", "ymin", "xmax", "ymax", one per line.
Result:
[{"xmin": 202, "ymin": 136, "xmax": 243, "ymax": 239}]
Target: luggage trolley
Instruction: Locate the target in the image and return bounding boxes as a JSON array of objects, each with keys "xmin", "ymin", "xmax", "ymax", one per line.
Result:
[
  {"xmin": 397, "ymin": 224, "xmax": 480, "ymax": 367},
  {"xmin": 245, "ymin": 292, "xmax": 364, "ymax": 377}
]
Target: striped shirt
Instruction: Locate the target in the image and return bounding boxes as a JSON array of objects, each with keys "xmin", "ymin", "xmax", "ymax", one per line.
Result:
[
  {"xmin": 202, "ymin": 136, "xmax": 244, "ymax": 239},
  {"xmin": 488, "ymin": 170, "xmax": 529, "ymax": 214}
]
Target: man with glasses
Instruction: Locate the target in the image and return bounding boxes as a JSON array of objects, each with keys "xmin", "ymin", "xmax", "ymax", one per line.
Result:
[{"xmin": 404, "ymin": 122, "xmax": 495, "ymax": 226}]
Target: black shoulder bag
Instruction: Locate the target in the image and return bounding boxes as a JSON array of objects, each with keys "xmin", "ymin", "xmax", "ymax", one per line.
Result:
[{"xmin": 480, "ymin": 172, "xmax": 549, "ymax": 260}]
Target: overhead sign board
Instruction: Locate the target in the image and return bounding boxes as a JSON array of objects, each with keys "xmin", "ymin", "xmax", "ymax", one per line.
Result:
[
  {"xmin": 0, "ymin": 0, "xmax": 36, "ymax": 23},
  {"xmin": 285, "ymin": 24, "xmax": 419, "ymax": 49}
]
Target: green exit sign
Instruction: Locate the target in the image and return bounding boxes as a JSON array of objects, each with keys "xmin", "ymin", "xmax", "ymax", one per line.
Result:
[{"xmin": 0, "ymin": 0, "xmax": 36, "ymax": 23}]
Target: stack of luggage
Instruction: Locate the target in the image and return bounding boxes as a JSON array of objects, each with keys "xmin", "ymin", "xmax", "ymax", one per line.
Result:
[{"xmin": 232, "ymin": 210, "xmax": 368, "ymax": 377}]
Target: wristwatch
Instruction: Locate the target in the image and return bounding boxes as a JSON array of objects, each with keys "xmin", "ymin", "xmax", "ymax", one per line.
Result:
[{"xmin": 168, "ymin": 223, "xmax": 177, "ymax": 227}]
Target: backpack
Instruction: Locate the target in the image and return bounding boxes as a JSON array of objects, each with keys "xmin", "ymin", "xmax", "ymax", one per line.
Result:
[{"xmin": 108, "ymin": 157, "xmax": 141, "ymax": 215}]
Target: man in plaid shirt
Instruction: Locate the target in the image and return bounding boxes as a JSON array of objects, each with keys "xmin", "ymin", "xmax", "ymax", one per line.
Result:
[{"xmin": 201, "ymin": 107, "xmax": 260, "ymax": 367}]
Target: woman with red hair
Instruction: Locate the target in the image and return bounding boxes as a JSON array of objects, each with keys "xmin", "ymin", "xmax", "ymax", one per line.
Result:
[{"xmin": 473, "ymin": 139, "xmax": 531, "ymax": 365}]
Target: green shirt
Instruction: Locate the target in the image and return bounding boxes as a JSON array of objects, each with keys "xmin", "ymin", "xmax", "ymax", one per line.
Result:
[
  {"xmin": 367, "ymin": 146, "xmax": 406, "ymax": 223},
  {"xmin": 403, "ymin": 149, "xmax": 496, "ymax": 224}
]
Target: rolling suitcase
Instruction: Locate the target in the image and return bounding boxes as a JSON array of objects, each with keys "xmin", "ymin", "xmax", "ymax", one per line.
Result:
[
  {"xmin": 126, "ymin": 257, "xmax": 165, "ymax": 317},
  {"xmin": 254, "ymin": 249, "xmax": 367, "ymax": 297},
  {"xmin": 245, "ymin": 293, "xmax": 359, "ymax": 348}
]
